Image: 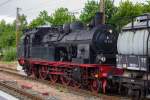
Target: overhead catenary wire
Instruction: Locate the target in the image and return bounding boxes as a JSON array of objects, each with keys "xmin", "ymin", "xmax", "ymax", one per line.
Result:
[
  {"xmin": 1, "ymin": 0, "xmax": 84, "ymax": 22},
  {"xmin": 2, "ymin": 7, "xmax": 82, "ymax": 21},
  {"xmin": 0, "ymin": 0, "xmax": 12, "ymax": 7},
  {"xmin": 0, "ymin": 0, "xmax": 59, "ymax": 20},
  {"xmin": 1, "ymin": 0, "xmax": 98, "ymax": 20},
  {"xmin": 0, "ymin": 0, "xmax": 15, "ymax": 20},
  {"xmin": 2, "ymin": 0, "xmax": 113, "ymax": 22},
  {"xmin": 21, "ymin": 0, "xmax": 84, "ymax": 16},
  {"xmin": 26, "ymin": 7, "xmax": 83, "ymax": 18},
  {"xmin": 22, "ymin": 0, "xmax": 60, "ymax": 14}
]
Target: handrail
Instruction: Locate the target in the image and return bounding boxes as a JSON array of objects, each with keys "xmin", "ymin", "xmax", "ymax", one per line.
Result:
[{"xmin": 146, "ymin": 14, "xmax": 150, "ymax": 96}]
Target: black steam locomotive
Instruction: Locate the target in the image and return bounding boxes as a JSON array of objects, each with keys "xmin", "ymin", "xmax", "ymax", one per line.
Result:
[
  {"xmin": 19, "ymin": 13, "xmax": 117, "ymax": 64},
  {"xmin": 18, "ymin": 13, "xmax": 123, "ymax": 94}
]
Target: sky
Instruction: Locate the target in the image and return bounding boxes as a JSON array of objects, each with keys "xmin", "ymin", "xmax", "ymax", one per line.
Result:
[{"xmin": 0, "ymin": 0, "xmax": 146, "ymax": 23}]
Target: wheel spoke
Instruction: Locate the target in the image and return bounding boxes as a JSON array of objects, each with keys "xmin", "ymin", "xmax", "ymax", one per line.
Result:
[
  {"xmin": 91, "ymin": 79, "xmax": 100, "ymax": 94},
  {"xmin": 50, "ymin": 75, "xmax": 58, "ymax": 84},
  {"xmin": 39, "ymin": 66, "xmax": 48, "ymax": 80},
  {"xmin": 31, "ymin": 67, "xmax": 35, "ymax": 77},
  {"xmin": 73, "ymin": 81, "xmax": 81, "ymax": 89},
  {"xmin": 31, "ymin": 67, "xmax": 39, "ymax": 78},
  {"xmin": 60, "ymin": 76, "xmax": 70, "ymax": 86}
]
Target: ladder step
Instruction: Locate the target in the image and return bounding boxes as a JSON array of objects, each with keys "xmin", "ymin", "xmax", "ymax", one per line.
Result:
[{"xmin": 146, "ymin": 95, "xmax": 150, "ymax": 99}]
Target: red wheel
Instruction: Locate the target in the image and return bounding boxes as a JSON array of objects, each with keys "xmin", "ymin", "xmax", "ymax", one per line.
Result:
[
  {"xmin": 60, "ymin": 76, "xmax": 70, "ymax": 86},
  {"xmin": 50, "ymin": 75, "xmax": 58, "ymax": 84},
  {"xmin": 39, "ymin": 66, "xmax": 48, "ymax": 80},
  {"xmin": 91, "ymin": 79, "xmax": 100, "ymax": 94},
  {"xmin": 31, "ymin": 66, "xmax": 39, "ymax": 78},
  {"xmin": 73, "ymin": 81, "xmax": 81, "ymax": 89}
]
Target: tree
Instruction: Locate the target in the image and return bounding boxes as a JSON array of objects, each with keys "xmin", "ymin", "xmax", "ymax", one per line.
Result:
[
  {"xmin": 105, "ymin": 0, "xmax": 117, "ymax": 24},
  {"xmin": 29, "ymin": 8, "xmax": 76, "ymax": 27},
  {"xmin": 29, "ymin": 10, "xmax": 52, "ymax": 28},
  {"xmin": 0, "ymin": 20, "xmax": 6, "ymax": 34},
  {"xmin": 110, "ymin": 0, "xmax": 143, "ymax": 29},
  {"xmin": 51, "ymin": 8, "xmax": 76, "ymax": 26},
  {"xmin": 80, "ymin": 0, "xmax": 99, "ymax": 23},
  {"xmin": 19, "ymin": 14, "xmax": 28, "ymax": 31},
  {"xmin": 142, "ymin": 0, "xmax": 150, "ymax": 13},
  {"xmin": 0, "ymin": 20, "xmax": 16, "ymax": 48},
  {"xmin": 80, "ymin": 0, "xmax": 117, "ymax": 24}
]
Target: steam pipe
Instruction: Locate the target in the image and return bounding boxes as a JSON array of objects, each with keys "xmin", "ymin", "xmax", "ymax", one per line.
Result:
[{"xmin": 146, "ymin": 14, "xmax": 150, "ymax": 95}]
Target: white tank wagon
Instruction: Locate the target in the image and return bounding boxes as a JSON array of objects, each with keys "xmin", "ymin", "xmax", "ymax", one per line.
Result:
[
  {"xmin": 118, "ymin": 30, "xmax": 150, "ymax": 56},
  {"xmin": 117, "ymin": 14, "xmax": 150, "ymax": 71},
  {"xmin": 113, "ymin": 14, "xmax": 150, "ymax": 99}
]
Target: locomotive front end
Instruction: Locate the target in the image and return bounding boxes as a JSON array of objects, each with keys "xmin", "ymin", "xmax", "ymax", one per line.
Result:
[{"xmin": 92, "ymin": 25, "xmax": 117, "ymax": 64}]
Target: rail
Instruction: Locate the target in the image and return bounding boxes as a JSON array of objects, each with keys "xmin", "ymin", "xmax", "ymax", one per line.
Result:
[{"xmin": 0, "ymin": 81, "xmax": 43, "ymax": 100}]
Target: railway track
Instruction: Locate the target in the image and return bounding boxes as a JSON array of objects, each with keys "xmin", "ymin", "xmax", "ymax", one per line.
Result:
[
  {"xmin": 0, "ymin": 81, "xmax": 43, "ymax": 100},
  {"xmin": 0, "ymin": 67, "xmax": 47, "ymax": 100},
  {"xmin": 0, "ymin": 66, "xmax": 130, "ymax": 100}
]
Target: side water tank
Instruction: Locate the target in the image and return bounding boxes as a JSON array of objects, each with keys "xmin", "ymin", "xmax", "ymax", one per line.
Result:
[{"xmin": 117, "ymin": 29, "xmax": 150, "ymax": 56}]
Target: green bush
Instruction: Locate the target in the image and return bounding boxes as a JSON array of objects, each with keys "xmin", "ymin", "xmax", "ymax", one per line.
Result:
[{"xmin": 2, "ymin": 47, "xmax": 16, "ymax": 61}]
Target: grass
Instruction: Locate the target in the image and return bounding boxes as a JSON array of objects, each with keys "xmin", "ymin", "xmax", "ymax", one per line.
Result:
[
  {"xmin": 56, "ymin": 85, "xmax": 68, "ymax": 93},
  {"xmin": 0, "ymin": 61, "xmax": 17, "ymax": 64},
  {"xmin": 2, "ymin": 47, "xmax": 17, "ymax": 61}
]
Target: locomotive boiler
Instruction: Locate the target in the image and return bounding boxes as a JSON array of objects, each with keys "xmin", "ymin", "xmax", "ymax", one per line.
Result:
[
  {"xmin": 18, "ymin": 13, "xmax": 123, "ymax": 94},
  {"xmin": 116, "ymin": 14, "xmax": 150, "ymax": 99}
]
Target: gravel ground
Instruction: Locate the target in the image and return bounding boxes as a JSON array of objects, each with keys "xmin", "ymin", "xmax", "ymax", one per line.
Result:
[
  {"xmin": 0, "ymin": 61, "xmax": 17, "ymax": 70},
  {"xmin": 0, "ymin": 62, "xmax": 130, "ymax": 100}
]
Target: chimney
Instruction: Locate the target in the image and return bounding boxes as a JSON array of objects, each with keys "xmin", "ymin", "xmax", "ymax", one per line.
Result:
[{"xmin": 99, "ymin": 0, "xmax": 105, "ymax": 24}]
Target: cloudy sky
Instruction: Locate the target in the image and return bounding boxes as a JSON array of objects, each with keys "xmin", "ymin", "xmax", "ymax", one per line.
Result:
[{"xmin": 0, "ymin": 0, "xmax": 146, "ymax": 23}]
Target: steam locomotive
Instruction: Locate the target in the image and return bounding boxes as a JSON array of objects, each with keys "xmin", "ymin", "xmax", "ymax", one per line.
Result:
[{"xmin": 18, "ymin": 12, "xmax": 123, "ymax": 93}]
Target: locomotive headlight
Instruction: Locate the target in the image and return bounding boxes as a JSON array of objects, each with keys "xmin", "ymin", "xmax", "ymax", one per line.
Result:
[
  {"xmin": 109, "ymin": 29, "xmax": 112, "ymax": 33},
  {"xmin": 101, "ymin": 57, "xmax": 106, "ymax": 62},
  {"xmin": 96, "ymin": 54, "xmax": 106, "ymax": 63},
  {"xmin": 123, "ymin": 64, "xmax": 127, "ymax": 68},
  {"xmin": 94, "ymin": 74, "xmax": 99, "ymax": 78}
]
